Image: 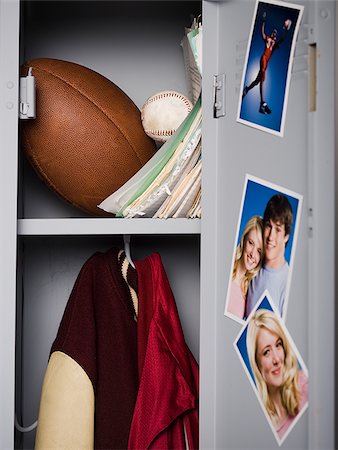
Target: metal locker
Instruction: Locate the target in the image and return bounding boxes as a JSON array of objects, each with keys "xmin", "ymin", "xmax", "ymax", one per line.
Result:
[{"xmin": 0, "ymin": 0, "xmax": 335, "ymax": 448}]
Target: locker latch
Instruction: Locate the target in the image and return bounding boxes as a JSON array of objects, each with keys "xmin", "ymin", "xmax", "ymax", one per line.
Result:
[
  {"xmin": 213, "ymin": 74, "xmax": 225, "ymax": 118},
  {"xmin": 19, "ymin": 67, "xmax": 36, "ymax": 119}
]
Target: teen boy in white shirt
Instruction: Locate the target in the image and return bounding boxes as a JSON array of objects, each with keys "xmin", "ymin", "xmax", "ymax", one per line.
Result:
[{"xmin": 245, "ymin": 194, "xmax": 293, "ymax": 318}]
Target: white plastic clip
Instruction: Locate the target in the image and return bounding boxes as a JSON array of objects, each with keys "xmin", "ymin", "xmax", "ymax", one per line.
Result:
[{"xmin": 20, "ymin": 67, "xmax": 36, "ymax": 119}]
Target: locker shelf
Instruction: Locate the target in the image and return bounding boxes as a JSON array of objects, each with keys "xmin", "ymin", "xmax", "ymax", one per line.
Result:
[{"xmin": 17, "ymin": 218, "xmax": 201, "ymax": 236}]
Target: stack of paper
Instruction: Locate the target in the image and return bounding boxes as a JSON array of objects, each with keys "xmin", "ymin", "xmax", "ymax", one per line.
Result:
[
  {"xmin": 98, "ymin": 18, "xmax": 202, "ymax": 219},
  {"xmin": 181, "ymin": 16, "xmax": 202, "ymax": 104}
]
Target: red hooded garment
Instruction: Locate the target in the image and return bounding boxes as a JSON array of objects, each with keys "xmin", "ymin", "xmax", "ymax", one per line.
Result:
[{"xmin": 130, "ymin": 253, "xmax": 199, "ymax": 449}]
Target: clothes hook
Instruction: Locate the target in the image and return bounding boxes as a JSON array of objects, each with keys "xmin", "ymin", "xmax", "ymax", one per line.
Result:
[{"xmin": 123, "ymin": 234, "xmax": 135, "ymax": 269}]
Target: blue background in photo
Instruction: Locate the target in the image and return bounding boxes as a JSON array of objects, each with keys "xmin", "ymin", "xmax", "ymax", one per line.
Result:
[
  {"xmin": 239, "ymin": 1, "xmax": 301, "ymax": 132},
  {"xmin": 237, "ymin": 178, "xmax": 299, "ymax": 264},
  {"xmin": 236, "ymin": 296, "xmax": 274, "ymax": 384}
]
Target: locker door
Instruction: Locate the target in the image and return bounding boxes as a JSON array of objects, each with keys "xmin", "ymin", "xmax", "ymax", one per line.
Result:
[{"xmin": 201, "ymin": 0, "xmax": 335, "ymax": 449}]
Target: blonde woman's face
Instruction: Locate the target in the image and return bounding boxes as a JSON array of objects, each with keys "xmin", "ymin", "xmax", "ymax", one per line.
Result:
[
  {"xmin": 256, "ymin": 327, "xmax": 285, "ymax": 389},
  {"xmin": 243, "ymin": 228, "xmax": 263, "ymax": 271}
]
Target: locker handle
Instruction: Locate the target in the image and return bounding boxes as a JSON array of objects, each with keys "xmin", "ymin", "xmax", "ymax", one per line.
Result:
[{"xmin": 213, "ymin": 74, "xmax": 226, "ymax": 118}]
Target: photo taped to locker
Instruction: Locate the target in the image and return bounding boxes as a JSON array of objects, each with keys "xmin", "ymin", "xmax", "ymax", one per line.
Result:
[
  {"xmin": 234, "ymin": 292, "xmax": 309, "ymax": 446},
  {"xmin": 237, "ymin": 0, "xmax": 304, "ymax": 136},
  {"xmin": 224, "ymin": 174, "xmax": 302, "ymax": 324}
]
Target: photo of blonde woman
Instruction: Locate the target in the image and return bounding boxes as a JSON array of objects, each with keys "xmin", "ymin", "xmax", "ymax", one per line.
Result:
[
  {"xmin": 245, "ymin": 307, "xmax": 308, "ymax": 443},
  {"xmin": 227, "ymin": 216, "xmax": 264, "ymax": 320}
]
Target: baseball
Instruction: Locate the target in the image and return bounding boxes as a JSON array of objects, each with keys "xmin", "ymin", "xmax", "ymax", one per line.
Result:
[
  {"xmin": 283, "ymin": 19, "xmax": 292, "ymax": 30},
  {"xmin": 141, "ymin": 91, "xmax": 193, "ymax": 142}
]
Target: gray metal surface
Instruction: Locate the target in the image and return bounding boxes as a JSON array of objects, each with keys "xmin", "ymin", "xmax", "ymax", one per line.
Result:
[
  {"xmin": 201, "ymin": 0, "xmax": 335, "ymax": 448},
  {"xmin": 0, "ymin": 0, "xmax": 20, "ymax": 448}
]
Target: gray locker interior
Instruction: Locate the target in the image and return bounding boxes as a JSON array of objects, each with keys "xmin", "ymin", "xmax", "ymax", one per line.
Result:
[
  {"xmin": 0, "ymin": 0, "xmax": 335, "ymax": 449},
  {"xmin": 15, "ymin": 2, "xmax": 201, "ymax": 449}
]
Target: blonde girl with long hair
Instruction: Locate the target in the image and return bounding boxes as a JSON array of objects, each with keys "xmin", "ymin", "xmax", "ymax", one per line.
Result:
[
  {"xmin": 246, "ymin": 308, "xmax": 308, "ymax": 439},
  {"xmin": 227, "ymin": 215, "xmax": 264, "ymax": 319}
]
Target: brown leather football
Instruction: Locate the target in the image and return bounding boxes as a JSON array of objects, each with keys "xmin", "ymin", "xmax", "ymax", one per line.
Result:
[{"xmin": 20, "ymin": 58, "xmax": 157, "ymax": 216}]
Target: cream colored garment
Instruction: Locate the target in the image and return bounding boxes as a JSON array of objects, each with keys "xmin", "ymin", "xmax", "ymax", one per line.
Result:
[{"xmin": 35, "ymin": 351, "xmax": 94, "ymax": 450}]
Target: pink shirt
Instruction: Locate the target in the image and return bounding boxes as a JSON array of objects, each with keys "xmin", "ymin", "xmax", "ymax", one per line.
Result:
[
  {"xmin": 277, "ymin": 370, "xmax": 309, "ymax": 440},
  {"xmin": 227, "ymin": 281, "xmax": 245, "ymax": 319}
]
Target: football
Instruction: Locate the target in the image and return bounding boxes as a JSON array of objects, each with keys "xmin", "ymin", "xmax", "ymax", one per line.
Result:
[{"xmin": 20, "ymin": 58, "xmax": 157, "ymax": 216}]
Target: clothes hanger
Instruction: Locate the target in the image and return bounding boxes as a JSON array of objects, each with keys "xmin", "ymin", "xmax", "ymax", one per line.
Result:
[
  {"xmin": 123, "ymin": 234, "xmax": 135, "ymax": 269},
  {"xmin": 15, "ymin": 413, "xmax": 38, "ymax": 433}
]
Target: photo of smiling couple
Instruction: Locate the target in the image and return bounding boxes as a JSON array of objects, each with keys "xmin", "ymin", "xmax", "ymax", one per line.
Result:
[{"xmin": 225, "ymin": 175, "xmax": 302, "ymax": 323}]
